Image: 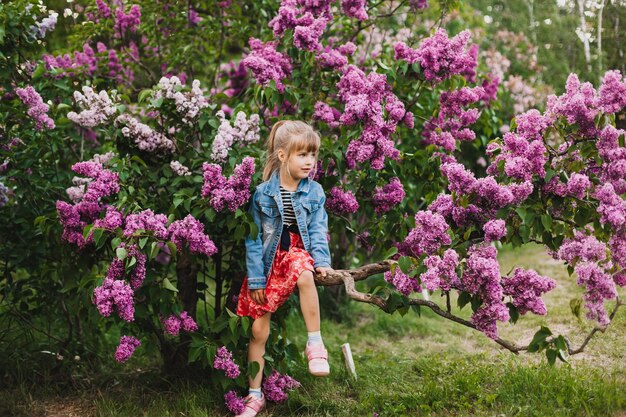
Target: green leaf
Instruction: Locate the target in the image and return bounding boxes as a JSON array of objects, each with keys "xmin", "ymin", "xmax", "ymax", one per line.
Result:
[
  {"xmin": 111, "ymin": 237, "xmax": 122, "ymax": 250},
  {"xmin": 139, "ymin": 237, "xmax": 148, "ymax": 249},
  {"xmin": 507, "ymin": 302, "xmax": 520, "ymax": 324},
  {"xmin": 569, "ymin": 297, "xmax": 582, "ymax": 319},
  {"xmin": 546, "ymin": 348, "xmax": 557, "ymax": 366},
  {"xmin": 398, "ymin": 256, "xmax": 412, "ymax": 274},
  {"xmin": 248, "ymin": 361, "xmax": 260, "ymax": 379},
  {"xmin": 457, "ymin": 291, "xmax": 471, "ymax": 309},
  {"xmin": 541, "ymin": 215, "xmax": 552, "ymax": 230},
  {"xmin": 162, "ymin": 278, "xmax": 178, "ymax": 292},
  {"xmin": 116, "ymin": 247, "xmax": 128, "ymax": 260},
  {"xmin": 383, "ymin": 246, "xmax": 398, "ymax": 259},
  {"xmin": 138, "ymin": 89, "xmax": 153, "ymax": 104}
]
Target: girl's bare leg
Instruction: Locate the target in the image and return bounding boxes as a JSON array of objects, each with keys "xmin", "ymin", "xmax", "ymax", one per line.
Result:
[
  {"xmin": 297, "ymin": 270, "xmax": 320, "ymax": 332},
  {"xmin": 248, "ymin": 312, "xmax": 271, "ymax": 389}
]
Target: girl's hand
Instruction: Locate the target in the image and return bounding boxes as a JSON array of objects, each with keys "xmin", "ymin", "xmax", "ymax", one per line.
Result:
[
  {"xmin": 250, "ymin": 289, "xmax": 267, "ymax": 305},
  {"xmin": 315, "ymin": 267, "xmax": 333, "ymax": 277}
]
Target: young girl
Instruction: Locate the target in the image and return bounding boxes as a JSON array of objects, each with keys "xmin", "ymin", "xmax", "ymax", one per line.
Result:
[{"xmin": 235, "ymin": 120, "xmax": 333, "ymax": 417}]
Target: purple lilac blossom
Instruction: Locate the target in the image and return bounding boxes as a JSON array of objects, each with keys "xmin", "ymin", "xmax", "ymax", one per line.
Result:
[
  {"xmin": 384, "ymin": 268, "xmax": 421, "ymax": 296},
  {"xmin": 93, "ymin": 277, "xmax": 135, "ymax": 321},
  {"xmin": 68, "ymin": 86, "xmax": 118, "ymax": 128},
  {"xmin": 213, "ymin": 346, "xmax": 241, "ymax": 379},
  {"xmin": 115, "ymin": 114, "xmax": 176, "ymax": 154},
  {"xmin": 262, "ymin": 371, "xmax": 301, "ymax": 403},
  {"xmin": 575, "ymin": 262, "xmax": 617, "ymax": 326},
  {"xmin": 502, "ymin": 268, "xmax": 556, "ymax": 315},
  {"xmin": 15, "ymin": 86, "xmax": 55, "ymax": 130},
  {"xmin": 242, "ymin": 38, "xmax": 292, "ymax": 93},
  {"xmin": 114, "ymin": 5, "xmax": 141, "ymax": 38},
  {"xmin": 597, "ymin": 70, "xmax": 626, "ymax": 114},
  {"xmin": 566, "ymin": 173, "xmax": 591, "ymax": 199},
  {"xmin": 224, "ymin": 391, "xmax": 246, "ymax": 414},
  {"xmin": 115, "ymin": 336, "xmax": 140, "ymax": 362},
  {"xmin": 313, "ymin": 101, "xmax": 342, "ymax": 128},
  {"xmin": 546, "ymin": 73, "xmax": 598, "ymax": 138},
  {"xmin": 420, "ymin": 249, "xmax": 460, "ymax": 291},
  {"xmin": 483, "ymin": 219, "xmax": 507, "ymax": 242},
  {"xmin": 341, "ymin": 0, "xmax": 368, "ymax": 20},
  {"xmin": 326, "ymin": 186, "xmax": 359, "ymax": 215},
  {"xmin": 202, "ymin": 157, "xmax": 255, "ymax": 212},
  {"xmin": 394, "ymin": 29, "xmax": 478, "ymax": 83},
  {"xmin": 372, "ymin": 177, "xmax": 405, "ymax": 214},
  {"xmin": 168, "ymin": 215, "xmax": 218, "ymax": 257},
  {"xmin": 400, "ymin": 210, "xmax": 451, "ymax": 257},
  {"xmin": 94, "ymin": 206, "xmax": 124, "ymax": 231},
  {"xmin": 123, "ymin": 209, "xmax": 169, "ymax": 239}
]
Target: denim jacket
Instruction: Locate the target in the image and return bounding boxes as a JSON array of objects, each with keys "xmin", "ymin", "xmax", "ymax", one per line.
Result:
[{"xmin": 245, "ymin": 171, "xmax": 331, "ymax": 289}]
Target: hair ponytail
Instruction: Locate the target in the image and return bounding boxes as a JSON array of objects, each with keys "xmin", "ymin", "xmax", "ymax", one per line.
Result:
[
  {"xmin": 263, "ymin": 120, "xmax": 287, "ymax": 181},
  {"xmin": 262, "ymin": 120, "xmax": 321, "ymax": 181}
]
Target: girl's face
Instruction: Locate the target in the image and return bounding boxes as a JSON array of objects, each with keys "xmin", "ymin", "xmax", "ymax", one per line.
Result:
[{"xmin": 280, "ymin": 148, "xmax": 317, "ymax": 180}]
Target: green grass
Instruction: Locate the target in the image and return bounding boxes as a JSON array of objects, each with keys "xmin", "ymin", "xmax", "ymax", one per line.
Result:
[{"xmin": 2, "ymin": 244, "xmax": 626, "ymax": 416}]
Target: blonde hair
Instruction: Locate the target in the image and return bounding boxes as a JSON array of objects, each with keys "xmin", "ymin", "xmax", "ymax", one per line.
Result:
[{"xmin": 262, "ymin": 120, "xmax": 321, "ymax": 181}]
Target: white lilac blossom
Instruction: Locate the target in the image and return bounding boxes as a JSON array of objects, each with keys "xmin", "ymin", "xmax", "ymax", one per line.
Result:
[
  {"xmin": 115, "ymin": 114, "xmax": 176, "ymax": 154},
  {"xmin": 68, "ymin": 86, "xmax": 118, "ymax": 128},
  {"xmin": 210, "ymin": 110, "xmax": 261, "ymax": 162},
  {"xmin": 154, "ymin": 76, "xmax": 209, "ymax": 125},
  {"xmin": 170, "ymin": 160, "xmax": 191, "ymax": 176}
]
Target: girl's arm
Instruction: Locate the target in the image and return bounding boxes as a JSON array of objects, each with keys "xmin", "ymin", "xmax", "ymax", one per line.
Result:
[
  {"xmin": 307, "ymin": 193, "xmax": 332, "ymax": 269},
  {"xmin": 245, "ymin": 190, "xmax": 266, "ymax": 289}
]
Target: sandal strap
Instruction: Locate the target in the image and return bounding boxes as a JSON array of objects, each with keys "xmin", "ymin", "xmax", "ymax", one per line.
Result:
[{"xmin": 306, "ymin": 345, "xmax": 328, "ymax": 361}]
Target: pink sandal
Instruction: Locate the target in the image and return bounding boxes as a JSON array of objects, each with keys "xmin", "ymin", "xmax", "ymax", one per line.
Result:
[
  {"xmin": 305, "ymin": 343, "xmax": 330, "ymax": 376},
  {"xmin": 235, "ymin": 394, "xmax": 266, "ymax": 417}
]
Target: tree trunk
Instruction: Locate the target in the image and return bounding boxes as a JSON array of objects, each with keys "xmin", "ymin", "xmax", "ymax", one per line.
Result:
[
  {"xmin": 577, "ymin": 0, "xmax": 592, "ymax": 73},
  {"xmin": 162, "ymin": 249, "xmax": 200, "ymax": 374},
  {"xmin": 597, "ymin": 0, "xmax": 606, "ymax": 74}
]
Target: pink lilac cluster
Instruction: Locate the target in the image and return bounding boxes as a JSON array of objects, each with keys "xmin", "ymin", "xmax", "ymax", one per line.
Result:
[
  {"xmin": 399, "ymin": 210, "xmax": 451, "ymax": 257},
  {"xmin": 202, "ymin": 157, "xmax": 255, "ymax": 212},
  {"xmin": 15, "ymin": 86, "xmax": 55, "ymax": 130},
  {"xmin": 394, "ymin": 29, "xmax": 478, "ymax": 83},
  {"xmin": 546, "ymin": 74, "xmax": 599, "ymax": 138},
  {"xmin": 326, "ymin": 186, "xmax": 359, "ymax": 215},
  {"xmin": 213, "ymin": 346, "xmax": 241, "ymax": 379},
  {"xmin": 188, "ymin": 8, "xmax": 202, "ymax": 25},
  {"xmin": 372, "ymin": 177, "xmax": 405, "ymax": 214},
  {"xmin": 66, "ymin": 176, "xmax": 91, "ymax": 203},
  {"xmin": 269, "ymin": 0, "xmax": 331, "ymax": 52},
  {"xmin": 609, "ymin": 233, "xmax": 626, "ymax": 287},
  {"xmin": 594, "ymin": 183, "xmax": 626, "ymax": 229},
  {"xmin": 56, "ymin": 200, "xmax": 102, "ymax": 247},
  {"xmin": 114, "ymin": 336, "xmax": 140, "ymax": 363},
  {"xmin": 123, "ymin": 209, "xmax": 169, "ymax": 239},
  {"xmin": 262, "ymin": 371, "xmax": 301, "ymax": 403},
  {"xmin": 168, "ymin": 215, "xmax": 218, "ymax": 257},
  {"xmin": 43, "ymin": 42, "xmax": 126, "ymax": 81},
  {"xmin": 421, "ymin": 86, "xmax": 484, "ymax": 151},
  {"xmin": 242, "ymin": 38, "xmax": 292, "ymax": 93},
  {"xmin": 210, "ymin": 110, "xmax": 261, "ymax": 162},
  {"xmin": 566, "ymin": 173, "xmax": 591, "ymax": 199},
  {"xmin": 481, "ymin": 75, "xmax": 500, "ymax": 102},
  {"xmin": 483, "ymin": 219, "xmax": 506, "ymax": 242},
  {"xmin": 115, "ymin": 114, "xmax": 176, "ymax": 154},
  {"xmin": 409, "ymin": 0, "xmax": 429, "ymax": 9},
  {"xmin": 0, "ymin": 182, "xmax": 10, "ymax": 207},
  {"xmin": 126, "ymin": 244, "xmax": 147, "ymax": 289},
  {"xmin": 94, "ymin": 206, "xmax": 124, "ymax": 231},
  {"xmin": 597, "ymin": 125, "xmax": 626, "ymax": 194},
  {"xmin": 93, "ymin": 276, "xmax": 135, "ymax": 321},
  {"xmin": 67, "ymin": 86, "xmax": 118, "ymax": 128},
  {"xmin": 313, "ymin": 101, "xmax": 342, "ymax": 128},
  {"xmin": 502, "ymin": 268, "xmax": 556, "ymax": 315},
  {"xmin": 487, "ymin": 132, "xmax": 548, "ymax": 181},
  {"xmin": 161, "ymin": 311, "xmax": 198, "ymax": 336},
  {"xmin": 311, "ymin": 158, "xmax": 336, "ymax": 181},
  {"xmin": 294, "ymin": 16, "xmax": 328, "ymax": 52},
  {"xmin": 462, "ymin": 245, "xmax": 509, "ymax": 339},
  {"xmin": 219, "ymin": 61, "xmax": 248, "ymax": 98},
  {"xmin": 154, "ymin": 76, "xmax": 209, "ymax": 125},
  {"xmin": 341, "ymin": 0, "xmax": 368, "ymax": 20},
  {"xmin": 337, "ymin": 65, "xmax": 412, "ymax": 169},
  {"xmin": 575, "ymin": 262, "xmax": 617, "ymax": 326},
  {"xmin": 224, "ymin": 391, "xmax": 245, "ymax": 415},
  {"xmin": 96, "ymin": 0, "xmax": 111, "ymax": 18},
  {"xmin": 71, "ymin": 161, "xmax": 120, "ymax": 203},
  {"xmin": 114, "ymin": 5, "xmax": 141, "ymax": 38},
  {"xmin": 419, "ymin": 249, "xmax": 460, "ymax": 291},
  {"xmin": 316, "ymin": 42, "xmax": 356, "ymax": 70},
  {"xmin": 597, "ymin": 70, "xmax": 626, "ymax": 114},
  {"xmin": 384, "ymin": 268, "xmax": 421, "ymax": 296}
]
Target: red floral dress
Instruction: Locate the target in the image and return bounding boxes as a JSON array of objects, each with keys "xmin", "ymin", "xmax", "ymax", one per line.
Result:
[{"xmin": 237, "ymin": 232, "xmax": 314, "ymax": 319}]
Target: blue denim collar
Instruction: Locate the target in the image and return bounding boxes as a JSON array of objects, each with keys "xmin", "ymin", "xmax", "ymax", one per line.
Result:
[{"xmin": 264, "ymin": 170, "xmax": 311, "ymax": 196}]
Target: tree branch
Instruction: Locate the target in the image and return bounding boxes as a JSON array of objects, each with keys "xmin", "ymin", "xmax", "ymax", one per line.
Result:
[{"xmin": 314, "ymin": 262, "xmax": 623, "ymax": 357}]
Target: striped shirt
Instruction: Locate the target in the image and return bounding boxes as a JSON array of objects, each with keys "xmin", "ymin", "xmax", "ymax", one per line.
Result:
[{"xmin": 280, "ymin": 186, "xmax": 297, "ymax": 226}]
